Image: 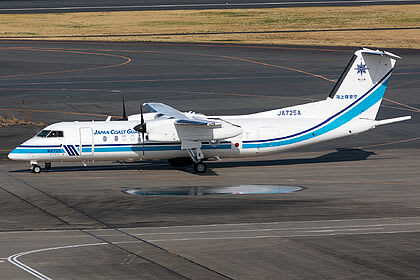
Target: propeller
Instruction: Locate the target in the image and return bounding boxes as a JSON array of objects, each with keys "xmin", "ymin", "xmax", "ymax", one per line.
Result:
[
  {"xmin": 133, "ymin": 101, "xmax": 146, "ymax": 155},
  {"xmin": 119, "ymin": 97, "xmax": 128, "ymax": 121}
]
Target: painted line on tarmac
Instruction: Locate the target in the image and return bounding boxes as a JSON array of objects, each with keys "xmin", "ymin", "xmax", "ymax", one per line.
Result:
[
  {"xmin": 356, "ymin": 137, "xmax": 420, "ymax": 149},
  {"xmin": 0, "ymin": 47, "xmax": 132, "ymax": 79},
  {"xmin": 1, "ymin": 216, "xmax": 418, "ymax": 235},
  {"xmin": 93, "ymin": 222, "xmax": 420, "ymax": 237},
  {"xmin": 7, "ymin": 243, "xmax": 105, "ymax": 280},
  {"xmin": 6, "ymin": 227, "xmax": 420, "ymax": 279},
  {"xmin": 0, "ymin": 0, "xmax": 418, "ymax": 12},
  {"xmin": 145, "ymin": 229, "xmax": 420, "ymax": 241},
  {"xmin": 0, "ymin": 108, "xmax": 121, "ymax": 118}
]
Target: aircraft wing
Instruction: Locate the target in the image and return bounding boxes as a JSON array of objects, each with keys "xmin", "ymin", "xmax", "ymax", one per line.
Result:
[
  {"xmin": 145, "ymin": 103, "xmax": 221, "ymax": 127},
  {"xmin": 145, "ymin": 103, "xmax": 185, "ymax": 119}
]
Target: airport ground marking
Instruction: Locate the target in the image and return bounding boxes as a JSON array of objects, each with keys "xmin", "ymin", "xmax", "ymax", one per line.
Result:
[
  {"xmin": 5, "ymin": 218, "xmax": 420, "ymax": 279},
  {"xmin": 68, "ymin": 46, "xmax": 418, "ymax": 112},
  {"xmin": 0, "ymin": 47, "xmax": 132, "ymax": 79},
  {"xmin": 1, "ymin": 45, "xmax": 417, "ymax": 116},
  {"xmin": 0, "ymin": 169, "xmax": 234, "ymax": 280},
  {"xmin": 7, "ymin": 243, "xmax": 105, "ymax": 280}
]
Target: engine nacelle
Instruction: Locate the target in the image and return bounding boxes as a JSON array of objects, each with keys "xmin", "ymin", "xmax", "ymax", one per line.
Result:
[
  {"xmin": 146, "ymin": 118, "xmax": 242, "ymax": 142},
  {"xmin": 147, "ymin": 119, "xmax": 179, "ymax": 142}
]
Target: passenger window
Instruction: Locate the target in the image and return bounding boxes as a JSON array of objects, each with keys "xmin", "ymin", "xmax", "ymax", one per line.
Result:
[
  {"xmin": 130, "ymin": 135, "xmax": 135, "ymax": 141},
  {"xmin": 122, "ymin": 135, "xmax": 126, "ymax": 142},
  {"xmin": 103, "ymin": 136, "xmax": 107, "ymax": 142},
  {"xmin": 114, "ymin": 136, "xmax": 118, "ymax": 141}
]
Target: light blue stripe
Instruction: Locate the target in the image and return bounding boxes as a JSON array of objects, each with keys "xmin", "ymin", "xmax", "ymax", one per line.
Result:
[
  {"xmin": 243, "ymin": 78, "xmax": 389, "ymax": 149},
  {"xmin": 94, "ymin": 144, "xmax": 230, "ymax": 153},
  {"xmin": 10, "ymin": 144, "xmax": 231, "ymax": 155},
  {"xmin": 10, "ymin": 149, "xmax": 64, "ymax": 154}
]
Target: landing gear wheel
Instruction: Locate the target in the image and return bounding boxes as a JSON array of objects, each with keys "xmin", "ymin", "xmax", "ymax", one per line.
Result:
[
  {"xmin": 193, "ymin": 161, "xmax": 207, "ymax": 173},
  {"xmin": 31, "ymin": 164, "xmax": 41, "ymax": 173},
  {"xmin": 44, "ymin": 162, "xmax": 51, "ymax": 169}
]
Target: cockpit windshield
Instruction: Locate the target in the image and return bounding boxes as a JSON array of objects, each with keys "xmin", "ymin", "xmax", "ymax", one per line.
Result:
[
  {"xmin": 36, "ymin": 130, "xmax": 64, "ymax": 138},
  {"xmin": 48, "ymin": 131, "xmax": 63, "ymax": 137},
  {"xmin": 36, "ymin": 130, "xmax": 51, "ymax": 137}
]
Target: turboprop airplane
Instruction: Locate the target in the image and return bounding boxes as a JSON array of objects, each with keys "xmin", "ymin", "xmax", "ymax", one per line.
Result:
[{"xmin": 8, "ymin": 48, "xmax": 411, "ymax": 173}]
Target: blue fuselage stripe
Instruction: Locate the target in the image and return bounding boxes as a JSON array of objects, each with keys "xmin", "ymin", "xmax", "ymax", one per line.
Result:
[
  {"xmin": 243, "ymin": 69, "xmax": 392, "ymax": 145},
  {"xmin": 10, "ymin": 144, "xmax": 231, "ymax": 155},
  {"xmin": 243, "ymin": 75, "xmax": 390, "ymax": 149}
]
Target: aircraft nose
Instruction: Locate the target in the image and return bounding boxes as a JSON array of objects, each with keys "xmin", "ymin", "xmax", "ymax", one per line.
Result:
[{"xmin": 8, "ymin": 149, "xmax": 17, "ymax": 160}]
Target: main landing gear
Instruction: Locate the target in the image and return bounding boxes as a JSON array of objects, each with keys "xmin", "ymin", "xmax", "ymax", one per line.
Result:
[
  {"xmin": 193, "ymin": 161, "xmax": 207, "ymax": 173},
  {"xmin": 187, "ymin": 147, "xmax": 207, "ymax": 173}
]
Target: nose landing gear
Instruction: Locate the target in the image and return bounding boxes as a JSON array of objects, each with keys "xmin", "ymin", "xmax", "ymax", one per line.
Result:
[
  {"xmin": 31, "ymin": 164, "xmax": 41, "ymax": 173},
  {"xmin": 186, "ymin": 146, "xmax": 207, "ymax": 173}
]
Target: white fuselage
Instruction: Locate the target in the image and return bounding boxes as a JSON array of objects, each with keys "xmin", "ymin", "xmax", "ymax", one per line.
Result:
[{"xmin": 7, "ymin": 102, "xmax": 374, "ymax": 164}]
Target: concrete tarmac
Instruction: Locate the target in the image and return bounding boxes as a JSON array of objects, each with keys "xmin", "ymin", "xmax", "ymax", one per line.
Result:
[{"xmin": 0, "ymin": 41, "xmax": 419, "ymax": 279}]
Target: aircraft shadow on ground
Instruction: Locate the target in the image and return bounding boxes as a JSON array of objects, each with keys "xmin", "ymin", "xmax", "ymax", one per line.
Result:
[
  {"xmin": 9, "ymin": 148, "xmax": 375, "ymax": 174},
  {"xmin": 212, "ymin": 148, "xmax": 377, "ymax": 169}
]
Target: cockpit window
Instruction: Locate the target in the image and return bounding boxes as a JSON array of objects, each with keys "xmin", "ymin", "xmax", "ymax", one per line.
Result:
[
  {"xmin": 36, "ymin": 130, "xmax": 51, "ymax": 137},
  {"xmin": 36, "ymin": 130, "xmax": 63, "ymax": 138},
  {"xmin": 48, "ymin": 131, "xmax": 63, "ymax": 138}
]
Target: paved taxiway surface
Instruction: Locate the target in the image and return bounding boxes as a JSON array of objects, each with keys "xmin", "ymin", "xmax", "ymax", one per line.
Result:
[
  {"xmin": 1, "ymin": 0, "xmax": 420, "ymax": 13},
  {"xmin": 0, "ymin": 41, "xmax": 419, "ymax": 279}
]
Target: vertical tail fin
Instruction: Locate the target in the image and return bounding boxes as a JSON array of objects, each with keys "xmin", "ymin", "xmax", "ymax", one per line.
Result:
[{"xmin": 328, "ymin": 48, "xmax": 400, "ymax": 120}]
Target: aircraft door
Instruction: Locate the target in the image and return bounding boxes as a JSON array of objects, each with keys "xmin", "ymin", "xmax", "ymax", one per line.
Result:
[{"xmin": 80, "ymin": 127, "xmax": 93, "ymax": 156}]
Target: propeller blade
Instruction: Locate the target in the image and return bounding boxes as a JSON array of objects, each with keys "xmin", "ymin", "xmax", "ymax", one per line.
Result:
[
  {"xmin": 142, "ymin": 130, "xmax": 145, "ymax": 156},
  {"xmin": 119, "ymin": 97, "xmax": 128, "ymax": 121},
  {"xmin": 140, "ymin": 100, "xmax": 144, "ymax": 125},
  {"xmin": 140, "ymin": 100, "xmax": 145, "ymax": 156}
]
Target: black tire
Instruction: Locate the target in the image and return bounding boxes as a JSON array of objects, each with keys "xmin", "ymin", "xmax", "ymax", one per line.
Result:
[
  {"xmin": 32, "ymin": 164, "xmax": 41, "ymax": 173},
  {"xmin": 193, "ymin": 162, "xmax": 207, "ymax": 173},
  {"xmin": 45, "ymin": 162, "xmax": 51, "ymax": 169},
  {"xmin": 168, "ymin": 157, "xmax": 193, "ymax": 167}
]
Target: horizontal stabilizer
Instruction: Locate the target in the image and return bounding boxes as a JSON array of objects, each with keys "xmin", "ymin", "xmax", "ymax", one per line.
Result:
[
  {"xmin": 360, "ymin": 48, "xmax": 401, "ymax": 60},
  {"xmin": 374, "ymin": 116, "xmax": 411, "ymax": 126}
]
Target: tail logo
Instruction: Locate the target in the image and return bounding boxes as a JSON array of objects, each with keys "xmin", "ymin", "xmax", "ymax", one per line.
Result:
[{"xmin": 355, "ymin": 63, "xmax": 368, "ymax": 76}]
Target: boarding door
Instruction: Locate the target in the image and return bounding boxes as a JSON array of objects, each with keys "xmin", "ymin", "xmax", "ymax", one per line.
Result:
[
  {"xmin": 80, "ymin": 127, "xmax": 94, "ymax": 156},
  {"xmin": 258, "ymin": 127, "xmax": 278, "ymax": 153}
]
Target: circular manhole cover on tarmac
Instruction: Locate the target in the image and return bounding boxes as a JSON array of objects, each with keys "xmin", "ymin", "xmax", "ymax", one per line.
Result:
[{"xmin": 123, "ymin": 185, "xmax": 304, "ymax": 196}]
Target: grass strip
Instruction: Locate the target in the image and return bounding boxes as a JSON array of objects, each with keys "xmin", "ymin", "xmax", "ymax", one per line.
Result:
[{"xmin": 0, "ymin": 5, "xmax": 419, "ymax": 48}]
